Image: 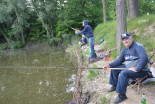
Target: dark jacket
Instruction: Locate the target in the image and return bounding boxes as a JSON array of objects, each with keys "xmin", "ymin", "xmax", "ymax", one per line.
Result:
[
  {"xmin": 83, "ymin": 36, "xmax": 87, "ymax": 44},
  {"xmin": 77, "ymin": 20, "xmax": 94, "ymax": 38},
  {"xmin": 109, "ymin": 41, "xmax": 148, "ymax": 72}
]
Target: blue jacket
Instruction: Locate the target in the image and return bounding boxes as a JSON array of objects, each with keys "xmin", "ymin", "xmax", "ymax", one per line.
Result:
[
  {"xmin": 109, "ymin": 41, "xmax": 148, "ymax": 72},
  {"xmin": 77, "ymin": 20, "xmax": 94, "ymax": 38}
]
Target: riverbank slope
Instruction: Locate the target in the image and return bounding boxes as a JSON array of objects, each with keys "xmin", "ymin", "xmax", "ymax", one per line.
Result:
[{"xmin": 68, "ymin": 14, "xmax": 155, "ymax": 104}]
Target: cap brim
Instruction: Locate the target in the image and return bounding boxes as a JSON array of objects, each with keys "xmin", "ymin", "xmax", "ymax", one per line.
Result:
[{"xmin": 121, "ymin": 36, "xmax": 130, "ymax": 39}]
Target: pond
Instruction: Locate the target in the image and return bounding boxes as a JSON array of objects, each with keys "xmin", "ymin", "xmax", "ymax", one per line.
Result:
[{"xmin": 0, "ymin": 46, "xmax": 77, "ymax": 104}]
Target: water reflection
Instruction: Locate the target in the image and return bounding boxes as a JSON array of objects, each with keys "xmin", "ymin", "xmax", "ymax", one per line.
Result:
[{"xmin": 0, "ymin": 47, "xmax": 77, "ymax": 104}]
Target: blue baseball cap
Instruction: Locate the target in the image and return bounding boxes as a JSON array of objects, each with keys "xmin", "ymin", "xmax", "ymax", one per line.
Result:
[{"xmin": 121, "ymin": 32, "xmax": 131, "ymax": 39}]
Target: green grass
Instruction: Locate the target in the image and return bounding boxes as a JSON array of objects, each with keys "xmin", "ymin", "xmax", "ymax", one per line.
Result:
[
  {"xmin": 94, "ymin": 14, "xmax": 155, "ymax": 59},
  {"xmin": 87, "ymin": 64, "xmax": 102, "ymax": 80},
  {"xmin": 110, "ymin": 49, "xmax": 117, "ymax": 58},
  {"xmin": 127, "ymin": 14, "xmax": 155, "ymax": 31},
  {"xmin": 98, "ymin": 96, "xmax": 111, "ymax": 104},
  {"xmin": 94, "ymin": 21, "xmax": 117, "ymax": 49},
  {"xmin": 87, "ymin": 69, "xmax": 98, "ymax": 80}
]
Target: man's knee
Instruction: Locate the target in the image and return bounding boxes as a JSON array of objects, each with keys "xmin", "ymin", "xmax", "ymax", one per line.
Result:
[
  {"xmin": 110, "ymin": 70, "xmax": 121, "ymax": 78},
  {"xmin": 120, "ymin": 70, "xmax": 130, "ymax": 77},
  {"xmin": 111, "ymin": 70, "xmax": 118, "ymax": 74}
]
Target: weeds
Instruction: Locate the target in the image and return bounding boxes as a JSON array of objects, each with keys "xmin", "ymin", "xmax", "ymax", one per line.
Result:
[
  {"xmin": 87, "ymin": 69, "xmax": 98, "ymax": 80},
  {"xmin": 98, "ymin": 96, "xmax": 110, "ymax": 104}
]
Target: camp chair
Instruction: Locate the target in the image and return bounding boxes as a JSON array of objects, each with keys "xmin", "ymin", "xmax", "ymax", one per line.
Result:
[
  {"xmin": 130, "ymin": 58, "xmax": 154, "ymax": 93},
  {"xmin": 130, "ymin": 75, "xmax": 148, "ymax": 93}
]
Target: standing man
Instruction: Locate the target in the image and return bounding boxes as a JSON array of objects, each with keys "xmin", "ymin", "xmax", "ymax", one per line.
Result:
[
  {"xmin": 75, "ymin": 20, "xmax": 95, "ymax": 60},
  {"xmin": 103, "ymin": 32, "xmax": 149, "ymax": 103}
]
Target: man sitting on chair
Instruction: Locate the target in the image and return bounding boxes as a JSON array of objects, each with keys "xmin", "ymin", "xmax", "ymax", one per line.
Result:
[{"xmin": 103, "ymin": 32, "xmax": 149, "ymax": 103}]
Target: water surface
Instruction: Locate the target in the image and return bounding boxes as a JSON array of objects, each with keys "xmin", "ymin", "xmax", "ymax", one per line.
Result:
[{"xmin": 0, "ymin": 47, "xmax": 77, "ymax": 104}]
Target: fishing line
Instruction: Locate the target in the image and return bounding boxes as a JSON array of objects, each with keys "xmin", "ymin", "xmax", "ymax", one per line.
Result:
[
  {"xmin": 0, "ymin": 66, "xmax": 102, "ymax": 69},
  {"xmin": 0, "ymin": 66, "xmax": 126, "ymax": 70}
]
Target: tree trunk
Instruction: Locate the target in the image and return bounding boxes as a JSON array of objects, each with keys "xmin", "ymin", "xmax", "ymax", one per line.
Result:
[
  {"xmin": 102, "ymin": 0, "xmax": 107, "ymax": 23},
  {"xmin": 0, "ymin": 29, "xmax": 12, "ymax": 48},
  {"xmin": 21, "ymin": 27, "xmax": 25, "ymax": 46},
  {"xmin": 129, "ymin": 0, "xmax": 139, "ymax": 20},
  {"xmin": 116, "ymin": 0, "xmax": 127, "ymax": 54}
]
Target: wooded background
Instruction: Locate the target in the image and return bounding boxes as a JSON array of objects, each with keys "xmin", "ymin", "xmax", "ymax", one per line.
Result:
[{"xmin": 0, "ymin": 0, "xmax": 154, "ymax": 50}]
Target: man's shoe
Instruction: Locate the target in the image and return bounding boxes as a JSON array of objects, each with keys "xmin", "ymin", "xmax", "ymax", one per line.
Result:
[
  {"xmin": 107, "ymin": 86, "xmax": 116, "ymax": 92},
  {"xmin": 112, "ymin": 94, "xmax": 127, "ymax": 104}
]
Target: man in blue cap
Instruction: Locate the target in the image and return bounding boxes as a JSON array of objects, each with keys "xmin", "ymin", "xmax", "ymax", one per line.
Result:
[
  {"xmin": 75, "ymin": 20, "xmax": 95, "ymax": 60},
  {"xmin": 103, "ymin": 32, "xmax": 149, "ymax": 103}
]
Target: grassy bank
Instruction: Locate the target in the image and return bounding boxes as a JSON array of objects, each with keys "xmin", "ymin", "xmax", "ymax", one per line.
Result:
[{"xmin": 94, "ymin": 14, "xmax": 155, "ymax": 59}]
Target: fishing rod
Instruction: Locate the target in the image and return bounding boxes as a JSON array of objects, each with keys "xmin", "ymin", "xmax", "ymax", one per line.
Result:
[
  {"xmin": 148, "ymin": 52, "xmax": 155, "ymax": 65},
  {"xmin": 63, "ymin": 22, "xmax": 77, "ymax": 31},
  {"xmin": 0, "ymin": 66, "xmax": 127, "ymax": 70},
  {"xmin": 65, "ymin": 25, "xmax": 77, "ymax": 31}
]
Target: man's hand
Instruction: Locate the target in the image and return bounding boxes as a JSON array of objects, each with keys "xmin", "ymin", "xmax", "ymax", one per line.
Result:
[
  {"xmin": 81, "ymin": 66, "xmax": 85, "ymax": 71},
  {"xmin": 103, "ymin": 65, "xmax": 110, "ymax": 70},
  {"xmin": 75, "ymin": 30, "xmax": 80, "ymax": 34},
  {"xmin": 129, "ymin": 67, "xmax": 137, "ymax": 72}
]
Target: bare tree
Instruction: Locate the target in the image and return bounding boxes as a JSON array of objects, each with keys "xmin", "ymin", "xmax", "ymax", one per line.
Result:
[
  {"xmin": 128, "ymin": 0, "xmax": 139, "ymax": 20},
  {"xmin": 102, "ymin": 0, "xmax": 107, "ymax": 23},
  {"xmin": 116, "ymin": 0, "xmax": 127, "ymax": 54}
]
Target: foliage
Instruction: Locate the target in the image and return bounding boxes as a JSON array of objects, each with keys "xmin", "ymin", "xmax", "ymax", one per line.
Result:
[
  {"xmin": 55, "ymin": 21, "xmax": 68, "ymax": 38},
  {"xmin": 98, "ymin": 96, "xmax": 110, "ymax": 104},
  {"xmin": 139, "ymin": 0, "xmax": 155, "ymax": 15},
  {"xmin": 106, "ymin": 0, "xmax": 116, "ymax": 21},
  {"xmin": 0, "ymin": 0, "xmax": 155, "ymax": 49},
  {"xmin": 0, "ymin": 0, "xmax": 28, "ymax": 48},
  {"xmin": 29, "ymin": 21, "xmax": 46, "ymax": 40},
  {"xmin": 0, "ymin": 44, "xmax": 7, "ymax": 50},
  {"xmin": 87, "ymin": 69, "xmax": 98, "ymax": 80},
  {"xmin": 10, "ymin": 41, "xmax": 22, "ymax": 49},
  {"xmin": 29, "ymin": 0, "xmax": 57, "ymax": 45},
  {"xmin": 62, "ymin": 0, "xmax": 103, "ymax": 30}
]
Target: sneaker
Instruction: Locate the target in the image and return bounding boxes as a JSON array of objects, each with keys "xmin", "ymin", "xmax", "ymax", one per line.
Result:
[
  {"xmin": 107, "ymin": 85, "xmax": 116, "ymax": 92},
  {"xmin": 112, "ymin": 94, "xmax": 127, "ymax": 104}
]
